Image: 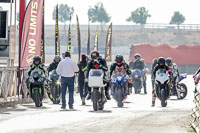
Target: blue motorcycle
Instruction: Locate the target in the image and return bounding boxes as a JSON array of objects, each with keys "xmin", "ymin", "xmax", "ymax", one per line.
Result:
[
  {"xmin": 131, "ymin": 69, "xmax": 143, "ymax": 94},
  {"xmin": 112, "ymin": 76, "xmax": 128, "ymax": 107}
]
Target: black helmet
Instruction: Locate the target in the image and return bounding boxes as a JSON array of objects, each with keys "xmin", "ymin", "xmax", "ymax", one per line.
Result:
[
  {"xmin": 134, "ymin": 53, "xmax": 141, "ymax": 60},
  {"xmin": 33, "ymin": 56, "xmax": 41, "ymax": 65},
  {"xmin": 152, "ymin": 58, "xmax": 157, "ymax": 64},
  {"xmin": 165, "ymin": 57, "xmax": 172, "ymax": 66},
  {"xmin": 54, "ymin": 55, "xmax": 61, "ymax": 63},
  {"xmin": 91, "ymin": 51, "xmax": 99, "ymax": 60},
  {"xmin": 115, "ymin": 54, "xmax": 123, "ymax": 63},
  {"xmin": 158, "ymin": 57, "xmax": 165, "ymax": 66}
]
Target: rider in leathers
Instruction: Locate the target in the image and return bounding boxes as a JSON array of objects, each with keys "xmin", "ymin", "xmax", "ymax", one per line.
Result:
[
  {"xmin": 48, "ymin": 55, "xmax": 61, "ymax": 74},
  {"xmin": 47, "ymin": 55, "xmax": 61, "ymax": 101},
  {"xmin": 27, "ymin": 56, "xmax": 47, "ymax": 98},
  {"xmin": 129, "ymin": 53, "xmax": 147, "ymax": 94},
  {"xmin": 151, "ymin": 58, "xmax": 158, "ymax": 90},
  {"xmin": 110, "ymin": 55, "xmax": 131, "ymax": 95},
  {"xmin": 165, "ymin": 57, "xmax": 179, "ymax": 95},
  {"xmin": 85, "ymin": 51, "xmax": 111, "ymax": 100}
]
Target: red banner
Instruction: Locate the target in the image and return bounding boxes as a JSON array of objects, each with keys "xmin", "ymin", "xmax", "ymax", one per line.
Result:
[
  {"xmin": 19, "ymin": 0, "xmax": 26, "ymax": 68},
  {"xmin": 20, "ymin": 0, "xmax": 44, "ymax": 68},
  {"xmin": 129, "ymin": 44, "xmax": 200, "ymax": 65}
]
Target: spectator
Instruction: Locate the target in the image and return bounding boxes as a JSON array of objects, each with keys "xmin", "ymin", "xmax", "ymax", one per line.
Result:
[
  {"xmin": 56, "ymin": 52, "xmax": 79, "ymax": 109},
  {"xmin": 78, "ymin": 54, "xmax": 88, "ymax": 105}
]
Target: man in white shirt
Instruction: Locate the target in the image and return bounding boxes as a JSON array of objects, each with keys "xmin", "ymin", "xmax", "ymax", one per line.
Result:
[{"xmin": 56, "ymin": 52, "xmax": 79, "ymax": 109}]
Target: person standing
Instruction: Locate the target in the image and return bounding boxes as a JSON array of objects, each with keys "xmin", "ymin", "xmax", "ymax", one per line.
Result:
[
  {"xmin": 56, "ymin": 52, "xmax": 79, "ymax": 109},
  {"xmin": 78, "ymin": 54, "xmax": 88, "ymax": 105}
]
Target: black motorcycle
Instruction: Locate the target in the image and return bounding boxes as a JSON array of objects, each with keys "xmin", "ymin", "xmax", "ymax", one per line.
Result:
[
  {"xmin": 28, "ymin": 71, "xmax": 45, "ymax": 107},
  {"xmin": 49, "ymin": 70, "xmax": 61, "ymax": 104},
  {"xmin": 88, "ymin": 69, "xmax": 107, "ymax": 111}
]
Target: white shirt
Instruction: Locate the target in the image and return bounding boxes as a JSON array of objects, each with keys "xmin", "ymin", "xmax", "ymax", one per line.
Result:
[{"xmin": 56, "ymin": 57, "xmax": 79, "ymax": 77}]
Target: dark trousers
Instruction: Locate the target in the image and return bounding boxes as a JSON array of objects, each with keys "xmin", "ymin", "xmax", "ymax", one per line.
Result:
[
  {"xmin": 172, "ymin": 77, "xmax": 177, "ymax": 93},
  {"xmin": 79, "ymin": 80, "xmax": 88, "ymax": 99},
  {"xmin": 61, "ymin": 77, "xmax": 74, "ymax": 108}
]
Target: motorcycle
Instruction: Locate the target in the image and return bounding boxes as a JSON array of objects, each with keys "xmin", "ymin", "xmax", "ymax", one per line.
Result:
[
  {"xmin": 112, "ymin": 75, "xmax": 128, "ymax": 107},
  {"xmin": 155, "ymin": 69, "xmax": 170, "ymax": 107},
  {"xmin": 49, "ymin": 70, "xmax": 61, "ymax": 104},
  {"xmin": 88, "ymin": 69, "xmax": 107, "ymax": 111},
  {"xmin": 170, "ymin": 73, "xmax": 187, "ymax": 99},
  {"xmin": 28, "ymin": 71, "xmax": 45, "ymax": 107},
  {"xmin": 131, "ymin": 69, "xmax": 143, "ymax": 94}
]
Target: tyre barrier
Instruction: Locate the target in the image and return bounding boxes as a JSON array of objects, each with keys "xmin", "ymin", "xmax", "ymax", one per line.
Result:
[{"xmin": 191, "ymin": 91, "xmax": 200, "ymax": 133}]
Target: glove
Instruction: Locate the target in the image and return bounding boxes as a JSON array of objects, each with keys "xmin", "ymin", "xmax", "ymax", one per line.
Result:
[
  {"xmin": 124, "ymin": 64, "xmax": 128, "ymax": 69},
  {"xmin": 29, "ymin": 77, "xmax": 35, "ymax": 83},
  {"xmin": 99, "ymin": 64, "xmax": 103, "ymax": 68},
  {"xmin": 45, "ymin": 84, "xmax": 49, "ymax": 90},
  {"xmin": 85, "ymin": 78, "xmax": 88, "ymax": 82}
]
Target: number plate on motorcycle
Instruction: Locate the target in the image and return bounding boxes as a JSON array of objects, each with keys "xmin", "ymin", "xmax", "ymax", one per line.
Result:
[{"xmin": 117, "ymin": 77, "xmax": 122, "ymax": 81}]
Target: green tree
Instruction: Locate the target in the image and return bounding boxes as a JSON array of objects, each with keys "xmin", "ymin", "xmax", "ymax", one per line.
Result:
[
  {"xmin": 88, "ymin": 2, "xmax": 111, "ymax": 31},
  {"xmin": 127, "ymin": 7, "xmax": 151, "ymax": 32},
  {"xmin": 170, "ymin": 11, "xmax": 185, "ymax": 30},
  {"xmin": 52, "ymin": 4, "xmax": 74, "ymax": 30}
]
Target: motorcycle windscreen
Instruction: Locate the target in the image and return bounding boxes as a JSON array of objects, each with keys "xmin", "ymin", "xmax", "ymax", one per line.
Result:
[
  {"xmin": 155, "ymin": 69, "xmax": 169, "ymax": 84},
  {"xmin": 32, "ymin": 71, "xmax": 42, "ymax": 81},
  {"xmin": 88, "ymin": 69, "xmax": 104, "ymax": 87},
  {"xmin": 50, "ymin": 70, "xmax": 59, "ymax": 80}
]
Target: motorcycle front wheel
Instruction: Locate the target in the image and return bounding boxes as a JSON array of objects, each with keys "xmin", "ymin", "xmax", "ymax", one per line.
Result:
[
  {"xmin": 33, "ymin": 89, "xmax": 41, "ymax": 107},
  {"xmin": 133, "ymin": 80, "xmax": 141, "ymax": 94},
  {"xmin": 116, "ymin": 87, "xmax": 124, "ymax": 107},
  {"xmin": 178, "ymin": 83, "xmax": 187, "ymax": 99},
  {"xmin": 161, "ymin": 89, "xmax": 167, "ymax": 107},
  {"xmin": 92, "ymin": 89, "xmax": 99, "ymax": 111}
]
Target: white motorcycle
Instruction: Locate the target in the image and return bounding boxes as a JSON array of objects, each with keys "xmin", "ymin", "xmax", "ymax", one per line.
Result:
[
  {"xmin": 155, "ymin": 69, "xmax": 170, "ymax": 107},
  {"xmin": 88, "ymin": 69, "xmax": 107, "ymax": 111}
]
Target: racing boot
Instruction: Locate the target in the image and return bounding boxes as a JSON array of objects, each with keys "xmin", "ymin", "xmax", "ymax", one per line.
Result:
[
  {"xmin": 86, "ymin": 91, "xmax": 92, "ymax": 100},
  {"xmin": 105, "ymin": 91, "xmax": 111, "ymax": 100},
  {"xmin": 151, "ymin": 101, "xmax": 155, "ymax": 107}
]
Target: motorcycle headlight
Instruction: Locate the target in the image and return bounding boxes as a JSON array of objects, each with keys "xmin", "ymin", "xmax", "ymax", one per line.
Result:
[
  {"xmin": 56, "ymin": 81, "xmax": 61, "ymax": 85},
  {"xmin": 164, "ymin": 80, "xmax": 169, "ymax": 84},
  {"xmin": 134, "ymin": 75, "xmax": 139, "ymax": 78},
  {"xmin": 156, "ymin": 80, "xmax": 161, "ymax": 84}
]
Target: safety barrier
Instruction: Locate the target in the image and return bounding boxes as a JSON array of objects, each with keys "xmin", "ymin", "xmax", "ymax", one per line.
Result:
[
  {"xmin": 191, "ymin": 89, "xmax": 200, "ymax": 132},
  {"xmin": 0, "ymin": 68, "xmax": 18, "ymax": 99},
  {"xmin": 0, "ymin": 67, "xmax": 30, "ymax": 107}
]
